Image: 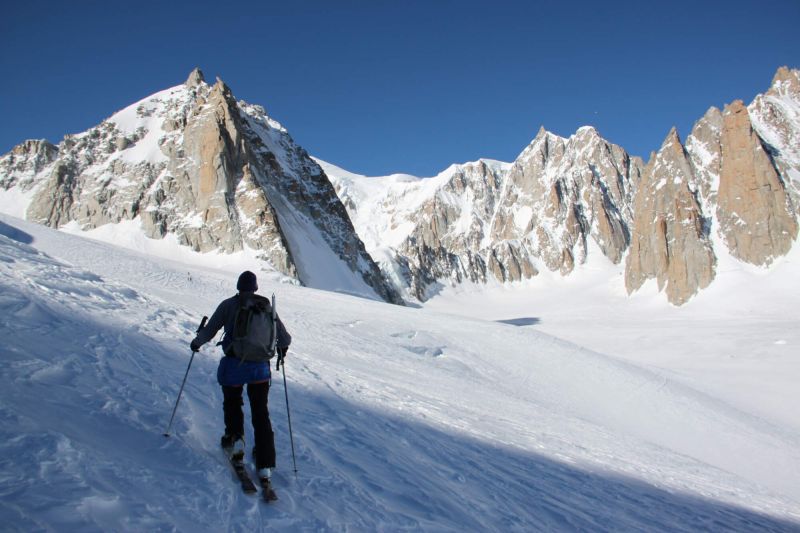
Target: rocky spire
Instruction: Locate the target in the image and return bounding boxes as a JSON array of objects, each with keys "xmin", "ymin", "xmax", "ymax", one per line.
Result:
[
  {"xmin": 625, "ymin": 127, "xmax": 716, "ymax": 305},
  {"xmin": 185, "ymin": 68, "xmax": 205, "ymax": 87}
]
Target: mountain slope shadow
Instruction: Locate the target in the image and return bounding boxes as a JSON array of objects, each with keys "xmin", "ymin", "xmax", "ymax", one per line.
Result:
[
  {"xmin": 0, "ymin": 229, "xmax": 796, "ymax": 531},
  {"xmin": 0, "ymin": 220, "xmax": 33, "ymax": 244},
  {"xmin": 269, "ymin": 386, "xmax": 799, "ymax": 532}
]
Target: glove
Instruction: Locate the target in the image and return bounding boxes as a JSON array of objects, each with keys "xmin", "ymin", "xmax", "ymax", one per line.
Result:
[
  {"xmin": 190, "ymin": 339, "xmax": 201, "ymax": 352},
  {"xmin": 275, "ymin": 347, "xmax": 288, "ymax": 370}
]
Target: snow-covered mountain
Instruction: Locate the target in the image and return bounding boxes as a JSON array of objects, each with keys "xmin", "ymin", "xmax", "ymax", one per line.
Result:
[
  {"xmin": 322, "ymin": 125, "xmax": 643, "ymax": 302},
  {"xmin": 325, "ymin": 67, "xmax": 800, "ymax": 304},
  {"xmin": 1, "ymin": 66, "xmax": 797, "ymax": 308},
  {"xmin": 321, "ymin": 158, "xmax": 514, "ymax": 298},
  {"xmin": 2, "ymin": 213, "xmax": 799, "ymax": 530},
  {"xmin": 0, "ymin": 69, "xmax": 402, "ymax": 304}
]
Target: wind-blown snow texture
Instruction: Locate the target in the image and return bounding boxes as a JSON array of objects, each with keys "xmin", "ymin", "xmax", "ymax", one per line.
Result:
[{"xmin": 1, "ymin": 213, "xmax": 799, "ymax": 531}]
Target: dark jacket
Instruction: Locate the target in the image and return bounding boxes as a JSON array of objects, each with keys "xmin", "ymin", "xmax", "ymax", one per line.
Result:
[{"xmin": 192, "ymin": 292, "xmax": 292, "ymax": 354}]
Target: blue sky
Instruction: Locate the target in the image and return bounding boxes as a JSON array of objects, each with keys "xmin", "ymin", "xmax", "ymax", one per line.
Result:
[{"xmin": 2, "ymin": 0, "xmax": 798, "ymax": 176}]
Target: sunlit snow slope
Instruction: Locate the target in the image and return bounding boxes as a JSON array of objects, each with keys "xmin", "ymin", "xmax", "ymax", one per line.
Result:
[{"xmin": 1, "ymin": 213, "xmax": 799, "ymax": 531}]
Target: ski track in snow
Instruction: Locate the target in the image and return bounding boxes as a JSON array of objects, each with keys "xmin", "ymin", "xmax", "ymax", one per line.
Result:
[{"xmin": 1, "ymin": 214, "xmax": 799, "ymax": 531}]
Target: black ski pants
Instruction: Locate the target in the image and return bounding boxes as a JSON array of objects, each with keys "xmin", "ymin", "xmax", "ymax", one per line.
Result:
[{"xmin": 222, "ymin": 382, "xmax": 276, "ymax": 469}]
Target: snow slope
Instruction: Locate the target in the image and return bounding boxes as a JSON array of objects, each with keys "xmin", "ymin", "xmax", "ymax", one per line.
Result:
[
  {"xmin": 1, "ymin": 213, "xmax": 799, "ymax": 531},
  {"xmin": 425, "ymin": 239, "xmax": 800, "ymax": 436}
]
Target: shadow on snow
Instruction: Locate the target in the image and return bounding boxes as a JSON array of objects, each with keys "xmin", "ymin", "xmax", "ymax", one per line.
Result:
[
  {"xmin": 496, "ymin": 316, "xmax": 541, "ymax": 327},
  {"xmin": 268, "ymin": 384, "xmax": 799, "ymax": 532},
  {"xmin": 0, "ymin": 220, "xmax": 34, "ymax": 244}
]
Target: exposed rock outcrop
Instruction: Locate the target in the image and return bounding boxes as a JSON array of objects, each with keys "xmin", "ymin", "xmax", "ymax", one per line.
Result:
[
  {"xmin": 625, "ymin": 129, "xmax": 716, "ymax": 304},
  {"xmin": 396, "ymin": 160, "xmax": 506, "ymax": 298},
  {"xmin": 0, "ymin": 71, "xmax": 402, "ymax": 304},
  {"xmin": 492, "ymin": 126, "xmax": 640, "ymax": 275},
  {"xmin": 330, "ymin": 67, "xmax": 799, "ymax": 305},
  {"xmin": 4, "ymin": 67, "xmax": 799, "ymax": 306},
  {"xmin": 0, "ymin": 140, "xmax": 59, "ymax": 193},
  {"xmin": 748, "ymin": 66, "xmax": 800, "ymax": 217},
  {"xmin": 185, "ymin": 67, "xmax": 205, "ymax": 87},
  {"xmin": 685, "ymin": 106, "xmax": 723, "ymax": 209},
  {"xmin": 328, "ymin": 127, "xmax": 642, "ymax": 301},
  {"xmin": 716, "ymin": 100, "xmax": 798, "ymax": 265}
]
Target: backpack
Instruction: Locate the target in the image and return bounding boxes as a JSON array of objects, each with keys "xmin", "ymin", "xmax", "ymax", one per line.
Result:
[{"xmin": 226, "ymin": 294, "xmax": 276, "ymax": 362}]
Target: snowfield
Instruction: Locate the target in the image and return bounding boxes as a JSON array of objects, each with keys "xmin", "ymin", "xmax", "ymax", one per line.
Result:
[{"xmin": 1, "ymin": 213, "xmax": 799, "ymax": 531}]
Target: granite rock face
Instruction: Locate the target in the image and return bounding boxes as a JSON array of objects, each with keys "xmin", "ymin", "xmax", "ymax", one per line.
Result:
[
  {"xmin": 328, "ymin": 127, "xmax": 643, "ymax": 301},
  {"xmin": 624, "ymin": 69, "xmax": 798, "ymax": 303},
  {"xmin": 749, "ymin": 66, "xmax": 800, "ymax": 209},
  {"xmin": 492, "ymin": 126, "xmax": 640, "ymax": 276},
  {"xmin": 0, "ymin": 71, "xmax": 402, "ymax": 304},
  {"xmin": 330, "ymin": 67, "xmax": 799, "ymax": 305},
  {"xmin": 4, "ymin": 67, "xmax": 799, "ymax": 306},
  {"xmin": 625, "ymin": 129, "xmax": 716, "ymax": 305},
  {"xmin": 684, "ymin": 106, "xmax": 723, "ymax": 209},
  {"xmin": 395, "ymin": 160, "xmax": 508, "ymax": 298},
  {"xmin": 716, "ymin": 100, "xmax": 797, "ymax": 265}
]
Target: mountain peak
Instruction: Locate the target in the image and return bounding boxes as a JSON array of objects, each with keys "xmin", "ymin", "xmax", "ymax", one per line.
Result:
[
  {"xmin": 572, "ymin": 125, "xmax": 602, "ymax": 145},
  {"xmin": 661, "ymin": 126, "xmax": 683, "ymax": 149},
  {"xmin": 212, "ymin": 76, "xmax": 234, "ymax": 99},
  {"xmin": 668, "ymin": 125, "xmax": 680, "ymax": 137},
  {"xmin": 185, "ymin": 67, "xmax": 205, "ymax": 87},
  {"xmin": 772, "ymin": 65, "xmax": 796, "ymax": 86},
  {"xmin": 575, "ymin": 125, "xmax": 598, "ymax": 136},
  {"xmin": 765, "ymin": 66, "xmax": 800, "ymax": 102},
  {"xmin": 0, "ymin": 70, "xmax": 403, "ymax": 305}
]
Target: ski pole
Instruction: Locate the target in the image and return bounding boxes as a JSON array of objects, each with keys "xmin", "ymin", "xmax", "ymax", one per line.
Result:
[
  {"xmin": 277, "ymin": 352, "xmax": 298, "ymax": 478},
  {"xmin": 164, "ymin": 316, "xmax": 208, "ymax": 437}
]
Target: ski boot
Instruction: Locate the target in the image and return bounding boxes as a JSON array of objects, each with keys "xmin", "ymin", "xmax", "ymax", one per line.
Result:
[{"xmin": 221, "ymin": 434, "xmax": 245, "ymax": 461}]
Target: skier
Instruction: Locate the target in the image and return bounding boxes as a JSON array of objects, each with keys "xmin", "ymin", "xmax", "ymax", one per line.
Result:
[{"xmin": 190, "ymin": 270, "xmax": 291, "ymax": 493}]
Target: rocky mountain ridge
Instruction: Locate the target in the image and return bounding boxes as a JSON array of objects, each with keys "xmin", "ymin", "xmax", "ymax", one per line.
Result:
[
  {"xmin": 327, "ymin": 67, "xmax": 800, "ymax": 304},
  {"xmin": 326, "ymin": 124, "xmax": 644, "ymax": 301},
  {"xmin": 2, "ymin": 67, "xmax": 797, "ymax": 306},
  {"xmin": 0, "ymin": 69, "xmax": 402, "ymax": 304}
]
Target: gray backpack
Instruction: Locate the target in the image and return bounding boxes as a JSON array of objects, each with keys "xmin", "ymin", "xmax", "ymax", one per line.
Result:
[{"xmin": 226, "ymin": 294, "xmax": 276, "ymax": 362}]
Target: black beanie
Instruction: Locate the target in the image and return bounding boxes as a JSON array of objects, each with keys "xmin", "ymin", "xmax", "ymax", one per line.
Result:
[{"xmin": 237, "ymin": 271, "xmax": 258, "ymax": 292}]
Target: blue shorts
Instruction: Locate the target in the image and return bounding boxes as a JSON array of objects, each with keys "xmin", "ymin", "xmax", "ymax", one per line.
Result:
[{"xmin": 217, "ymin": 356, "xmax": 271, "ymax": 387}]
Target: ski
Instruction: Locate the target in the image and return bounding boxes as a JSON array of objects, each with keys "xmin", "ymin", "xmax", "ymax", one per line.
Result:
[
  {"xmin": 226, "ymin": 452, "xmax": 258, "ymax": 494},
  {"xmin": 259, "ymin": 475, "xmax": 278, "ymax": 502},
  {"xmin": 250, "ymin": 449, "xmax": 279, "ymax": 502}
]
